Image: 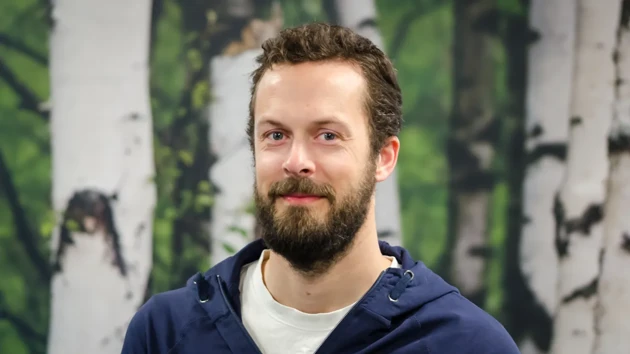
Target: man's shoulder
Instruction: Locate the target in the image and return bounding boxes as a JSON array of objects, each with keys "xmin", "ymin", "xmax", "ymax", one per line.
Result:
[
  {"xmin": 132, "ymin": 285, "xmax": 199, "ymax": 325},
  {"xmin": 121, "ymin": 283, "xmax": 210, "ymax": 353},
  {"xmin": 416, "ymin": 291, "xmax": 520, "ymax": 353}
]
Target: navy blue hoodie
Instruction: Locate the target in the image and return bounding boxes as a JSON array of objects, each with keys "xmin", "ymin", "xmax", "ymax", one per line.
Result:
[{"xmin": 122, "ymin": 239, "xmax": 520, "ymax": 353}]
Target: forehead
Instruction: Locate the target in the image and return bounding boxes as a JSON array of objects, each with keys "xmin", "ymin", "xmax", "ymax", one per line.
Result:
[{"xmin": 253, "ymin": 60, "xmax": 368, "ymax": 130}]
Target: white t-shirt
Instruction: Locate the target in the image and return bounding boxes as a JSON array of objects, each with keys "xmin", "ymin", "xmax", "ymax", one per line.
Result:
[{"xmin": 239, "ymin": 250, "xmax": 400, "ymax": 354}]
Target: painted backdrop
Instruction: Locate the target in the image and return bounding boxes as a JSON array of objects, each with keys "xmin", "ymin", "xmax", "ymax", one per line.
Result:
[{"xmin": 1, "ymin": 0, "xmax": 629, "ymax": 354}]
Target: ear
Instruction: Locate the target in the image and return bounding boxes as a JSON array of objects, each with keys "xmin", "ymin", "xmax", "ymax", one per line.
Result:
[{"xmin": 375, "ymin": 136, "xmax": 400, "ymax": 182}]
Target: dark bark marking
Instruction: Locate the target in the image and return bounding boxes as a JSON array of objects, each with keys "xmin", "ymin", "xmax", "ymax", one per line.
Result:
[
  {"xmin": 621, "ymin": 232, "xmax": 630, "ymax": 253},
  {"xmin": 447, "ymin": 137, "xmax": 496, "ymax": 192},
  {"xmin": 528, "ymin": 123, "xmax": 543, "ymax": 138},
  {"xmin": 572, "ymin": 329, "xmax": 588, "ymax": 337},
  {"xmin": 562, "ymin": 277, "xmax": 598, "ymax": 303},
  {"xmin": 53, "ymin": 189, "xmax": 127, "ymax": 277},
  {"xmin": 565, "ymin": 204, "xmax": 604, "ymax": 235},
  {"xmin": 526, "ymin": 28, "xmax": 542, "ymax": 45},
  {"xmin": 555, "ymin": 201, "xmax": 604, "ymax": 258},
  {"xmin": 465, "ymin": 288, "xmax": 487, "ymax": 309},
  {"xmin": 357, "ymin": 18, "xmax": 377, "ymax": 30},
  {"xmin": 615, "ymin": 78, "xmax": 624, "ymax": 87},
  {"xmin": 608, "ymin": 131, "xmax": 630, "ymax": 154},
  {"xmin": 377, "ymin": 229, "xmax": 394, "ymax": 239},
  {"xmin": 522, "ymin": 215, "xmax": 532, "ymax": 225},
  {"xmin": 468, "ymin": 244, "xmax": 494, "ymax": 258},
  {"xmin": 526, "ymin": 142, "xmax": 567, "ymax": 165},
  {"xmin": 622, "ymin": 0, "xmax": 630, "ymax": 29},
  {"xmin": 477, "ymin": 116, "xmax": 502, "ymax": 143},
  {"xmin": 554, "ymin": 195, "xmax": 569, "ymax": 257},
  {"xmin": 127, "ymin": 112, "xmax": 141, "ymax": 120},
  {"xmin": 570, "ymin": 116, "xmax": 583, "ymax": 126}
]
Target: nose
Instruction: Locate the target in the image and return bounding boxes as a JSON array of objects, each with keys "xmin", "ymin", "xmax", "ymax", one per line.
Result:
[{"xmin": 282, "ymin": 142, "xmax": 315, "ymax": 178}]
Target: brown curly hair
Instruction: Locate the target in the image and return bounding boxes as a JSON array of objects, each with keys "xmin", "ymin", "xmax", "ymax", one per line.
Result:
[{"xmin": 246, "ymin": 22, "xmax": 403, "ymax": 157}]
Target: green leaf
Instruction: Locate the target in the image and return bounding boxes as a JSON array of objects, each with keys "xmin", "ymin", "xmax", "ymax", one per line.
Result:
[
  {"xmin": 194, "ymin": 194, "xmax": 213, "ymax": 210},
  {"xmin": 186, "ymin": 49, "xmax": 202, "ymax": 71},
  {"xmin": 222, "ymin": 242, "xmax": 236, "ymax": 255},
  {"xmin": 64, "ymin": 219, "xmax": 80, "ymax": 232},
  {"xmin": 197, "ymin": 180, "xmax": 211, "ymax": 193},
  {"xmin": 177, "ymin": 150, "xmax": 194, "ymax": 166},
  {"xmin": 227, "ymin": 225, "xmax": 248, "ymax": 238},
  {"xmin": 191, "ymin": 81, "xmax": 209, "ymax": 110}
]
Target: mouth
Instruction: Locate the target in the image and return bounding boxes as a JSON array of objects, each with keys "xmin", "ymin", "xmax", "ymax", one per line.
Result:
[{"xmin": 280, "ymin": 193, "xmax": 325, "ymax": 204}]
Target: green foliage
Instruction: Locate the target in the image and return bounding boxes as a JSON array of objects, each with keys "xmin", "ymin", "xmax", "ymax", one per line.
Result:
[{"xmin": 279, "ymin": 0, "xmax": 328, "ymax": 26}]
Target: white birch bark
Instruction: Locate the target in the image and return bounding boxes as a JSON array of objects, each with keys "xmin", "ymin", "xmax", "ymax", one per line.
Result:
[
  {"xmin": 333, "ymin": 0, "xmax": 403, "ymax": 247},
  {"xmin": 209, "ymin": 49, "xmax": 260, "ymax": 265},
  {"xmin": 209, "ymin": 2, "xmax": 283, "ymax": 265},
  {"xmin": 519, "ymin": 1, "xmax": 576, "ymax": 352},
  {"xmin": 47, "ymin": 0, "xmax": 156, "ymax": 353},
  {"xmin": 549, "ymin": 1, "xmax": 622, "ymax": 353},
  {"xmin": 593, "ymin": 7, "xmax": 630, "ymax": 352}
]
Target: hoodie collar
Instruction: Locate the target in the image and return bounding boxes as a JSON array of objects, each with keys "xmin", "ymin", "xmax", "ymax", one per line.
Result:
[{"xmin": 188, "ymin": 238, "xmax": 457, "ymax": 322}]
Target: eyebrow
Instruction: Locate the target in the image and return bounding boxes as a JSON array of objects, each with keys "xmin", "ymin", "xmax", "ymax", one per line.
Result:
[{"xmin": 257, "ymin": 117, "xmax": 351, "ymax": 133}]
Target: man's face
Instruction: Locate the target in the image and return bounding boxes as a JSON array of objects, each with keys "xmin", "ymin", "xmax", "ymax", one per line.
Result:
[{"xmin": 252, "ymin": 60, "xmax": 382, "ymax": 276}]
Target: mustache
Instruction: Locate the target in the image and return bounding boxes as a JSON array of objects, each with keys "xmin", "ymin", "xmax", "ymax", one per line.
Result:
[{"xmin": 268, "ymin": 177, "xmax": 336, "ymax": 202}]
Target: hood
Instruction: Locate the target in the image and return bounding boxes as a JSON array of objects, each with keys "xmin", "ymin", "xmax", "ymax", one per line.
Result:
[{"xmin": 187, "ymin": 238, "xmax": 459, "ymax": 321}]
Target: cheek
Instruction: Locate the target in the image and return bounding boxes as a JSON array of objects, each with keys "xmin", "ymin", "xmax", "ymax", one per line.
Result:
[
  {"xmin": 254, "ymin": 154, "xmax": 282, "ymax": 187},
  {"xmin": 320, "ymin": 160, "xmax": 361, "ymax": 191}
]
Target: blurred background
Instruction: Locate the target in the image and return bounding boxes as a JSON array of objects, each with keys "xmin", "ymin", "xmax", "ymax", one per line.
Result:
[{"xmin": 1, "ymin": 0, "xmax": 629, "ymax": 353}]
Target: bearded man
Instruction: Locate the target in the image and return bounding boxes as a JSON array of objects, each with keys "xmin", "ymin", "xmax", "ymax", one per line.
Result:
[{"xmin": 122, "ymin": 22, "xmax": 519, "ymax": 354}]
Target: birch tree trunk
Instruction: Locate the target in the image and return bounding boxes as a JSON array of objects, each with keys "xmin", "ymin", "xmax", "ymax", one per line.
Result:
[
  {"xmin": 209, "ymin": 2, "xmax": 283, "ymax": 265},
  {"xmin": 47, "ymin": 0, "xmax": 156, "ymax": 353},
  {"xmin": 209, "ymin": 50, "xmax": 261, "ymax": 265},
  {"xmin": 518, "ymin": 1, "xmax": 576, "ymax": 352},
  {"xmin": 593, "ymin": 3, "xmax": 630, "ymax": 352},
  {"xmin": 446, "ymin": 0, "xmax": 497, "ymax": 307},
  {"xmin": 331, "ymin": 0, "xmax": 403, "ymax": 247},
  {"xmin": 549, "ymin": 1, "xmax": 622, "ymax": 353}
]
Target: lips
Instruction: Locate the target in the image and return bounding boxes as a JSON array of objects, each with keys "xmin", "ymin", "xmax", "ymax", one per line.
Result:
[{"xmin": 281, "ymin": 194, "xmax": 324, "ymax": 204}]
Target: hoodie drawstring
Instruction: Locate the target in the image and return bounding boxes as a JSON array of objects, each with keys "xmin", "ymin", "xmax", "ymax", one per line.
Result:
[
  {"xmin": 388, "ymin": 270, "xmax": 414, "ymax": 302},
  {"xmin": 193, "ymin": 273, "xmax": 210, "ymax": 303}
]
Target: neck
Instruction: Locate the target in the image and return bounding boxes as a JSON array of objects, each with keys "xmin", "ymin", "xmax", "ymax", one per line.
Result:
[{"xmin": 261, "ymin": 213, "xmax": 391, "ymax": 314}]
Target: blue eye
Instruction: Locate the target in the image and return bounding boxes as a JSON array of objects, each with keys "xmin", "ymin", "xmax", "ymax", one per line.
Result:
[
  {"xmin": 321, "ymin": 132, "xmax": 336, "ymax": 141},
  {"xmin": 270, "ymin": 132, "xmax": 284, "ymax": 140}
]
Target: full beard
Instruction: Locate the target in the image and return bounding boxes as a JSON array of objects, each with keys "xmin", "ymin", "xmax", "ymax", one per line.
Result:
[{"xmin": 254, "ymin": 163, "xmax": 376, "ymax": 278}]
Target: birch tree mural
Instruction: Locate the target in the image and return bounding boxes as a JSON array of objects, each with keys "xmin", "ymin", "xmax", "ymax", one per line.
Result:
[
  {"xmin": 46, "ymin": 0, "xmax": 156, "ymax": 353},
  {"xmin": 209, "ymin": 1, "xmax": 283, "ymax": 265},
  {"xmin": 325, "ymin": 0, "xmax": 403, "ymax": 247},
  {"xmin": 4, "ymin": 1, "xmax": 630, "ymax": 353},
  {"xmin": 593, "ymin": 2, "xmax": 630, "ymax": 352},
  {"xmin": 518, "ymin": 0, "xmax": 576, "ymax": 352},
  {"xmin": 550, "ymin": 1, "xmax": 622, "ymax": 353},
  {"xmin": 444, "ymin": 0, "xmax": 497, "ymax": 307}
]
